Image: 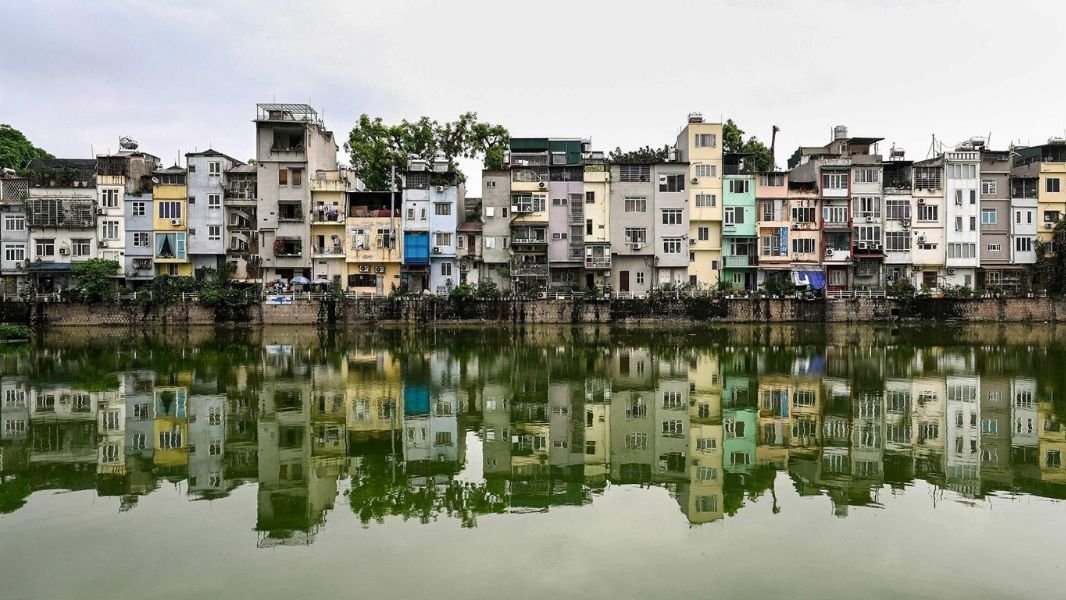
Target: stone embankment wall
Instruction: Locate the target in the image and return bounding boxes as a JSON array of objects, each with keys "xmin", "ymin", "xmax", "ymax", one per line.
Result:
[{"xmin": 5, "ymin": 296, "xmax": 1066, "ymax": 326}]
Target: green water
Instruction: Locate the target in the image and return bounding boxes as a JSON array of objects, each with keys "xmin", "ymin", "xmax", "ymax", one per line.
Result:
[{"xmin": 1, "ymin": 325, "xmax": 1065, "ymax": 599}]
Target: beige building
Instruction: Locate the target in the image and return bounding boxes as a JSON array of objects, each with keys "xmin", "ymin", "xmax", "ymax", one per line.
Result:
[{"xmin": 676, "ymin": 113, "xmax": 724, "ymax": 286}]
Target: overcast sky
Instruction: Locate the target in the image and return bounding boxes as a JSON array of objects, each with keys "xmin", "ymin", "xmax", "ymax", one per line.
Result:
[{"xmin": 3, "ymin": 0, "xmax": 1064, "ymax": 188}]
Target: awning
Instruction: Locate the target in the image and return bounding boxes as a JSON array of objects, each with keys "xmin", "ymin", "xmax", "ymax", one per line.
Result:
[
  {"xmin": 28, "ymin": 262, "xmax": 72, "ymax": 272},
  {"xmin": 792, "ymin": 269, "xmax": 825, "ymax": 290}
]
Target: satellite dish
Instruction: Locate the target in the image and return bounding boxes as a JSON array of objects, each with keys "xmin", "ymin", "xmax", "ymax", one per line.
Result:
[{"xmin": 120, "ymin": 136, "xmax": 139, "ymax": 150}]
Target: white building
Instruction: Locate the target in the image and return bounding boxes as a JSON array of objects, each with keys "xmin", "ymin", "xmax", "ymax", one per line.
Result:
[
  {"xmin": 943, "ymin": 146, "xmax": 982, "ymax": 288},
  {"xmin": 186, "ymin": 150, "xmax": 243, "ymax": 273},
  {"xmin": 911, "ymin": 158, "xmax": 946, "ymax": 290}
]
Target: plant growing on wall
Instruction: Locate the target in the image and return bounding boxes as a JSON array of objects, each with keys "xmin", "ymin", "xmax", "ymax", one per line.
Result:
[{"xmin": 607, "ymin": 144, "xmax": 671, "ymax": 163}]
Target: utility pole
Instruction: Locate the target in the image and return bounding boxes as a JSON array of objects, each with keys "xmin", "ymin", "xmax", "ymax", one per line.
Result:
[{"xmin": 770, "ymin": 125, "xmax": 780, "ymax": 170}]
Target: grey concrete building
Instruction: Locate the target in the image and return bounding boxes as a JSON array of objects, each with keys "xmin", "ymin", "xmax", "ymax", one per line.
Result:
[
  {"xmin": 186, "ymin": 150, "xmax": 243, "ymax": 273},
  {"xmin": 609, "ymin": 162, "xmax": 689, "ymax": 296},
  {"xmin": 123, "ymin": 191, "xmax": 154, "ymax": 285},
  {"xmin": 254, "ymin": 103, "xmax": 339, "ymax": 284},
  {"xmin": 479, "ymin": 169, "xmax": 512, "ymax": 291},
  {"xmin": 977, "ymin": 149, "xmax": 1014, "ymax": 288},
  {"xmin": 1, "ymin": 173, "xmax": 30, "ymax": 295}
]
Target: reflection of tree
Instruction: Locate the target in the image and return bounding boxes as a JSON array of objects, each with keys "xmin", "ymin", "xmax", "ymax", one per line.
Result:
[
  {"xmin": 0, "ymin": 476, "xmax": 31, "ymax": 514},
  {"xmin": 347, "ymin": 454, "xmax": 507, "ymax": 527}
]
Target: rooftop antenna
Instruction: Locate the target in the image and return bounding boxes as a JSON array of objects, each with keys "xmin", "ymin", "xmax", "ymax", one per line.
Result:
[{"xmin": 926, "ymin": 134, "xmax": 938, "ymax": 160}]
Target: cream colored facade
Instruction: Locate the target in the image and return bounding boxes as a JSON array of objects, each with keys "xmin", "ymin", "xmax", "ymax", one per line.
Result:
[
  {"xmin": 1037, "ymin": 162, "xmax": 1066, "ymax": 243},
  {"xmin": 676, "ymin": 115, "xmax": 723, "ymax": 286},
  {"xmin": 582, "ymin": 162, "xmax": 612, "ymax": 287}
]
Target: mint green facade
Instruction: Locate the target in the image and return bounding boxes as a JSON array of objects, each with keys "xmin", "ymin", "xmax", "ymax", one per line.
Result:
[{"xmin": 722, "ymin": 173, "xmax": 758, "ymax": 289}]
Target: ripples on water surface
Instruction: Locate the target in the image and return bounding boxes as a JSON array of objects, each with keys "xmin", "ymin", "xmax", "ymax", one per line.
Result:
[{"xmin": 1, "ymin": 325, "xmax": 1065, "ymax": 598}]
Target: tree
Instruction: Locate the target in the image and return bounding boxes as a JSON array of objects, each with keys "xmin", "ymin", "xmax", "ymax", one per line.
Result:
[
  {"xmin": 71, "ymin": 259, "xmax": 120, "ymax": 303},
  {"xmin": 607, "ymin": 144, "xmax": 671, "ymax": 164},
  {"xmin": 723, "ymin": 119, "xmax": 774, "ymax": 172},
  {"xmin": 346, "ymin": 112, "xmax": 508, "ymax": 190},
  {"xmin": 0, "ymin": 124, "xmax": 51, "ymax": 172}
]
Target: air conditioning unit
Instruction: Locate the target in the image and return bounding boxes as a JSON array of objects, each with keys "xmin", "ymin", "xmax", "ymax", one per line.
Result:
[
  {"xmin": 96, "ymin": 208, "xmax": 106, "ymax": 215},
  {"xmin": 537, "ymin": 181, "xmax": 547, "ymax": 189},
  {"xmin": 901, "ymin": 219, "xmax": 911, "ymax": 227},
  {"xmin": 359, "ymin": 265, "xmax": 370, "ymax": 273},
  {"xmin": 435, "ymin": 185, "xmax": 444, "ymax": 192},
  {"xmin": 918, "ymin": 198, "xmax": 926, "ymax": 205},
  {"xmin": 947, "ymin": 268, "xmax": 956, "ymax": 275},
  {"xmin": 631, "ymin": 243, "xmax": 643, "ymax": 251},
  {"xmin": 691, "ymin": 177, "xmax": 699, "ymax": 184},
  {"xmin": 171, "ymin": 218, "xmax": 182, "ymax": 226},
  {"xmin": 858, "ymin": 242, "xmax": 868, "ymax": 250},
  {"xmin": 59, "ymin": 248, "xmax": 69, "ymax": 255},
  {"xmin": 870, "ymin": 243, "xmax": 881, "ymax": 250},
  {"xmin": 432, "ymin": 246, "xmax": 441, "ymax": 254},
  {"xmin": 14, "ymin": 262, "xmax": 21, "ymax": 269},
  {"xmin": 918, "ymin": 234, "xmax": 927, "ymax": 243},
  {"xmin": 825, "ymin": 248, "xmax": 834, "ymax": 256},
  {"xmin": 511, "ymin": 205, "xmax": 519, "ymax": 213},
  {"xmin": 1045, "ymin": 222, "xmax": 1054, "ymax": 229},
  {"xmin": 97, "ymin": 240, "xmax": 106, "ymax": 248},
  {"xmin": 375, "ymin": 266, "xmax": 385, "ymax": 274},
  {"xmin": 865, "ymin": 216, "xmax": 874, "ymax": 223},
  {"xmin": 689, "ymin": 238, "xmax": 696, "ymax": 245}
]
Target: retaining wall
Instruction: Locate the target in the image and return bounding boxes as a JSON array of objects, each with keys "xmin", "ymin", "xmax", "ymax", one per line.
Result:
[{"xmin": 6, "ymin": 296, "xmax": 1066, "ymax": 327}]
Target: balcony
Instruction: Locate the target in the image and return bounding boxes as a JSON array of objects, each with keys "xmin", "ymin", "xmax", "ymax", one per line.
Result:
[
  {"xmin": 824, "ymin": 248, "xmax": 851, "ymax": 263},
  {"xmin": 310, "ymin": 207, "xmax": 344, "ymax": 224},
  {"xmin": 228, "ymin": 232, "xmax": 259, "ymax": 255},
  {"xmin": 224, "ymin": 184, "xmax": 257, "ymax": 204},
  {"xmin": 822, "ymin": 219, "xmax": 851, "ymax": 230},
  {"xmin": 312, "ymin": 245, "xmax": 345, "ymax": 258},
  {"xmin": 724, "ymin": 255, "xmax": 758, "ymax": 268},
  {"xmin": 278, "ymin": 204, "xmax": 304, "ymax": 222},
  {"xmin": 512, "ymin": 263, "xmax": 549, "ymax": 277},
  {"xmin": 584, "ymin": 256, "xmax": 611, "ymax": 270},
  {"xmin": 310, "ymin": 179, "xmax": 348, "ymax": 193},
  {"xmin": 273, "ymin": 238, "xmax": 303, "ymax": 257},
  {"xmin": 853, "ymin": 242, "xmax": 883, "ymax": 256}
]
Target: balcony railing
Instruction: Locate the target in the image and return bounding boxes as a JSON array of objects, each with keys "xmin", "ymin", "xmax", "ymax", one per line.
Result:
[
  {"xmin": 310, "ymin": 179, "xmax": 348, "ymax": 192},
  {"xmin": 584, "ymin": 257, "xmax": 611, "ymax": 269},
  {"xmin": 724, "ymin": 255, "xmax": 757, "ymax": 268},
  {"xmin": 512, "ymin": 264, "xmax": 549, "ymax": 277},
  {"xmin": 278, "ymin": 213, "xmax": 304, "ymax": 222},
  {"xmin": 313, "ymin": 245, "xmax": 345, "ymax": 257},
  {"xmin": 310, "ymin": 211, "xmax": 343, "ymax": 223}
]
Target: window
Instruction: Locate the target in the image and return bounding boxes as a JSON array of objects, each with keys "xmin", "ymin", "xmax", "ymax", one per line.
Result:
[
  {"xmin": 661, "ymin": 208, "xmax": 683, "ymax": 225},
  {"xmin": 377, "ymin": 228, "xmax": 395, "ymax": 249},
  {"xmin": 208, "ymin": 225, "xmax": 221, "ymax": 241},
  {"xmin": 759, "ymin": 173, "xmax": 785, "ymax": 186},
  {"xmin": 207, "ymin": 194, "xmax": 221, "ymax": 209},
  {"xmin": 70, "ymin": 238, "xmax": 90, "ymax": 256},
  {"xmin": 947, "ymin": 243, "xmax": 976, "ymax": 259},
  {"xmin": 1045, "ymin": 210, "xmax": 1061, "ymax": 223},
  {"xmin": 662, "ymin": 238, "xmax": 682, "ymax": 253},
  {"xmin": 724, "ymin": 207, "xmax": 745, "ymax": 225},
  {"xmin": 914, "ymin": 167, "xmax": 942, "ymax": 189},
  {"xmin": 551, "ymin": 232, "xmax": 568, "ymax": 240},
  {"xmin": 434, "ymin": 203, "xmax": 451, "ymax": 215},
  {"xmin": 1047, "ymin": 450, "xmax": 1062, "ymax": 468},
  {"xmin": 208, "ymin": 161, "xmax": 221, "ymax": 176},
  {"xmin": 1047, "ymin": 178, "xmax": 1061, "ymax": 193},
  {"xmin": 791, "ymin": 238, "xmax": 815, "ymax": 254},
  {"xmin": 624, "ymin": 197, "xmax": 647, "ymax": 213},
  {"xmin": 551, "ymin": 197, "xmax": 567, "ymax": 207},
  {"xmin": 982, "ymin": 180, "xmax": 996, "ymax": 195},
  {"xmin": 823, "ymin": 206, "xmax": 847, "ymax": 224},
  {"xmin": 947, "ymin": 164, "xmax": 977, "ymax": 179},
  {"xmin": 982, "ymin": 419, "xmax": 998, "ymax": 434},
  {"xmin": 855, "ymin": 225, "xmax": 881, "ymax": 243},
  {"xmin": 970, "ymin": 216, "xmax": 977, "ymax": 231},
  {"xmin": 981, "ymin": 208, "xmax": 997, "ymax": 225},
  {"xmin": 586, "ymin": 219, "xmax": 593, "ymax": 235},
  {"xmin": 662, "ymin": 391, "xmax": 684, "ymax": 409},
  {"xmin": 619, "ymin": 164, "xmax": 651, "ymax": 183},
  {"xmin": 3, "ymin": 244, "xmax": 25, "ymax": 262},
  {"xmin": 886, "ymin": 199, "xmax": 910, "ymax": 221},
  {"xmin": 434, "ymin": 232, "xmax": 452, "ymax": 247},
  {"xmin": 822, "ymin": 173, "xmax": 848, "ymax": 189},
  {"xmin": 485, "ymin": 180, "xmax": 496, "ymax": 189},
  {"xmin": 695, "ymin": 164, "xmax": 716, "ymax": 178},
  {"xmin": 1016, "ymin": 237, "xmax": 1033, "ymax": 253},
  {"xmin": 917, "ymin": 203, "xmax": 938, "ymax": 222},
  {"xmin": 133, "ymin": 232, "xmax": 150, "ymax": 247},
  {"xmin": 659, "ymin": 173, "xmax": 686, "ymax": 192},
  {"xmin": 695, "ymin": 193, "xmax": 717, "ymax": 207},
  {"xmin": 853, "ymin": 168, "xmax": 879, "ymax": 184},
  {"xmin": 159, "ymin": 201, "xmax": 182, "ymax": 219},
  {"xmin": 3, "ymin": 214, "xmax": 25, "ymax": 231},
  {"xmin": 209, "ymin": 407, "xmax": 222, "ymax": 425},
  {"xmin": 35, "ymin": 238, "xmax": 55, "ymax": 257},
  {"xmin": 662, "ymin": 419, "xmax": 683, "ymax": 436},
  {"xmin": 791, "ymin": 206, "xmax": 816, "ymax": 223},
  {"xmin": 728, "ymin": 179, "xmax": 750, "ymax": 194},
  {"xmin": 636, "ymin": 272, "xmax": 645, "ymax": 285},
  {"xmin": 695, "ymin": 133, "xmax": 717, "ymax": 147},
  {"xmin": 623, "ymin": 228, "xmax": 647, "ymax": 244},
  {"xmin": 133, "ymin": 201, "xmax": 146, "ymax": 217},
  {"xmin": 885, "ymin": 231, "xmax": 910, "ymax": 252},
  {"xmin": 101, "ymin": 220, "xmax": 119, "ymax": 240},
  {"xmin": 854, "ymin": 196, "xmax": 881, "ymax": 217},
  {"xmin": 441, "ymin": 262, "xmax": 452, "ymax": 277},
  {"xmin": 278, "ymin": 169, "xmax": 288, "ymax": 185},
  {"xmin": 625, "ymin": 432, "xmax": 648, "ymax": 450},
  {"xmin": 698, "ymin": 227, "xmax": 709, "ymax": 241},
  {"xmin": 291, "ymin": 168, "xmax": 303, "ymax": 186},
  {"xmin": 101, "ymin": 188, "xmax": 120, "ymax": 208}
]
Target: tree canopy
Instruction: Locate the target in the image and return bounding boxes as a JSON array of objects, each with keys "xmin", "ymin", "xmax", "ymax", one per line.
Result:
[
  {"xmin": 723, "ymin": 119, "xmax": 774, "ymax": 172},
  {"xmin": 346, "ymin": 112, "xmax": 508, "ymax": 191},
  {"xmin": 0, "ymin": 124, "xmax": 51, "ymax": 172},
  {"xmin": 607, "ymin": 144, "xmax": 671, "ymax": 164}
]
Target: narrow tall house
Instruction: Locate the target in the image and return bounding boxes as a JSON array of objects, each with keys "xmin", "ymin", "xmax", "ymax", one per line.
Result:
[
  {"xmin": 152, "ymin": 165, "xmax": 190, "ymax": 276},
  {"xmin": 911, "ymin": 157, "xmax": 946, "ymax": 289},
  {"xmin": 582, "ymin": 151, "xmax": 611, "ymax": 290},
  {"xmin": 977, "ymin": 149, "xmax": 1015, "ymax": 290},
  {"xmin": 0, "ymin": 170, "xmax": 30, "ymax": 294},
  {"xmin": 186, "ymin": 150, "xmax": 243, "ymax": 273},
  {"xmin": 721, "ymin": 153, "xmax": 757, "ymax": 291},
  {"xmin": 97, "ymin": 144, "xmax": 160, "ymax": 277},
  {"xmin": 1009, "ymin": 157, "xmax": 1039, "ymax": 273},
  {"xmin": 676, "ymin": 113, "xmax": 724, "ymax": 286},
  {"xmin": 882, "ymin": 154, "xmax": 913, "ymax": 284},
  {"xmin": 480, "ymin": 168, "xmax": 512, "ymax": 291},
  {"xmin": 943, "ymin": 141, "xmax": 982, "ymax": 288},
  {"xmin": 347, "ymin": 189, "xmax": 401, "ymax": 294},
  {"xmin": 309, "ymin": 167, "xmax": 355, "ymax": 285},
  {"xmin": 254, "ymin": 103, "xmax": 339, "ymax": 285},
  {"xmin": 401, "ymin": 157, "xmax": 460, "ymax": 294},
  {"xmin": 754, "ymin": 170, "xmax": 789, "ymax": 288},
  {"xmin": 224, "ymin": 163, "xmax": 259, "ymax": 281},
  {"xmin": 1013, "ymin": 139, "xmax": 1066, "ymax": 244},
  {"xmin": 24, "ymin": 158, "xmax": 99, "ymax": 291}
]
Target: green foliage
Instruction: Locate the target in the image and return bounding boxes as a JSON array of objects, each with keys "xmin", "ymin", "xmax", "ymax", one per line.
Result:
[
  {"xmin": 762, "ymin": 276, "xmax": 795, "ymax": 297},
  {"xmin": 346, "ymin": 112, "xmax": 509, "ymax": 190},
  {"xmin": 475, "ymin": 279, "xmax": 501, "ymax": 300},
  {"xmin": 608, "ymin": 144, "xmax": 670, "ymax": 164},
  {"xmin": 0, "ymin": 324, "xmax": 31, "ymax": 340},
  {"xmin": 0, "ymin": 124, "xmax": 51, "ymax": 171},
  {"xmin": 888, "ymin": 277, "xmax": 917, "ymax": 299},
  {"xmin": 723, "ymin": 119, "xmax": 774, "ymax": 172},
  {"xmin": 1032, "ymin": 222, "xmax": 1066, "ymax": 295},
  {"xmin": 71, "ymin": 259, "xmax": 120, "ymax": 303}
]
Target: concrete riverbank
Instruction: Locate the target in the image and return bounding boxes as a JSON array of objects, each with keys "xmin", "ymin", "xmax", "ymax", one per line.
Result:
[{"xmin": 4, "ymin": 295, "xmax": 1066, "ymax": 326}]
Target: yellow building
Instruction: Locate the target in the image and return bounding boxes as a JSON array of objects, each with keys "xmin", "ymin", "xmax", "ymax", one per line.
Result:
[
  {"xmin": 1014, "ymin": 141, "xmax": 1066, "ymax": 243},
  {"xmin": 676, "ymin": 113, "xmax": 724, "ymax": 286},
  {"xmin": 346, "ymin": 191, "xmax": 403, "ymax": 295},
  {"xmin": 310, "ymin": 169, "xmax": 354, "ymax": 285},
  {"xmin": 152, "ymin": 166, "xmax": 192, "ymax": 276},
  {"xmin": 684, "ymin": 355, "xmax": 724, "ymax": 524},
  {"xmin": 152, "ymin": 386, "xmax": 188, "ymax": 468},
  {"xmin": 582, "ymin": 158, "xmax": 612, "ymax": 289},
  {"xmin": 1038, "ymin": 400, "xmax": 1065, "ymax": 484}
]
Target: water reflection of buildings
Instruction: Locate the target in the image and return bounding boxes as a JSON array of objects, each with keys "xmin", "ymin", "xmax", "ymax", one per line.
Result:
[{"xmin": 3, "ymin": 337, "xmax": 1066, "ymax": 538}]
